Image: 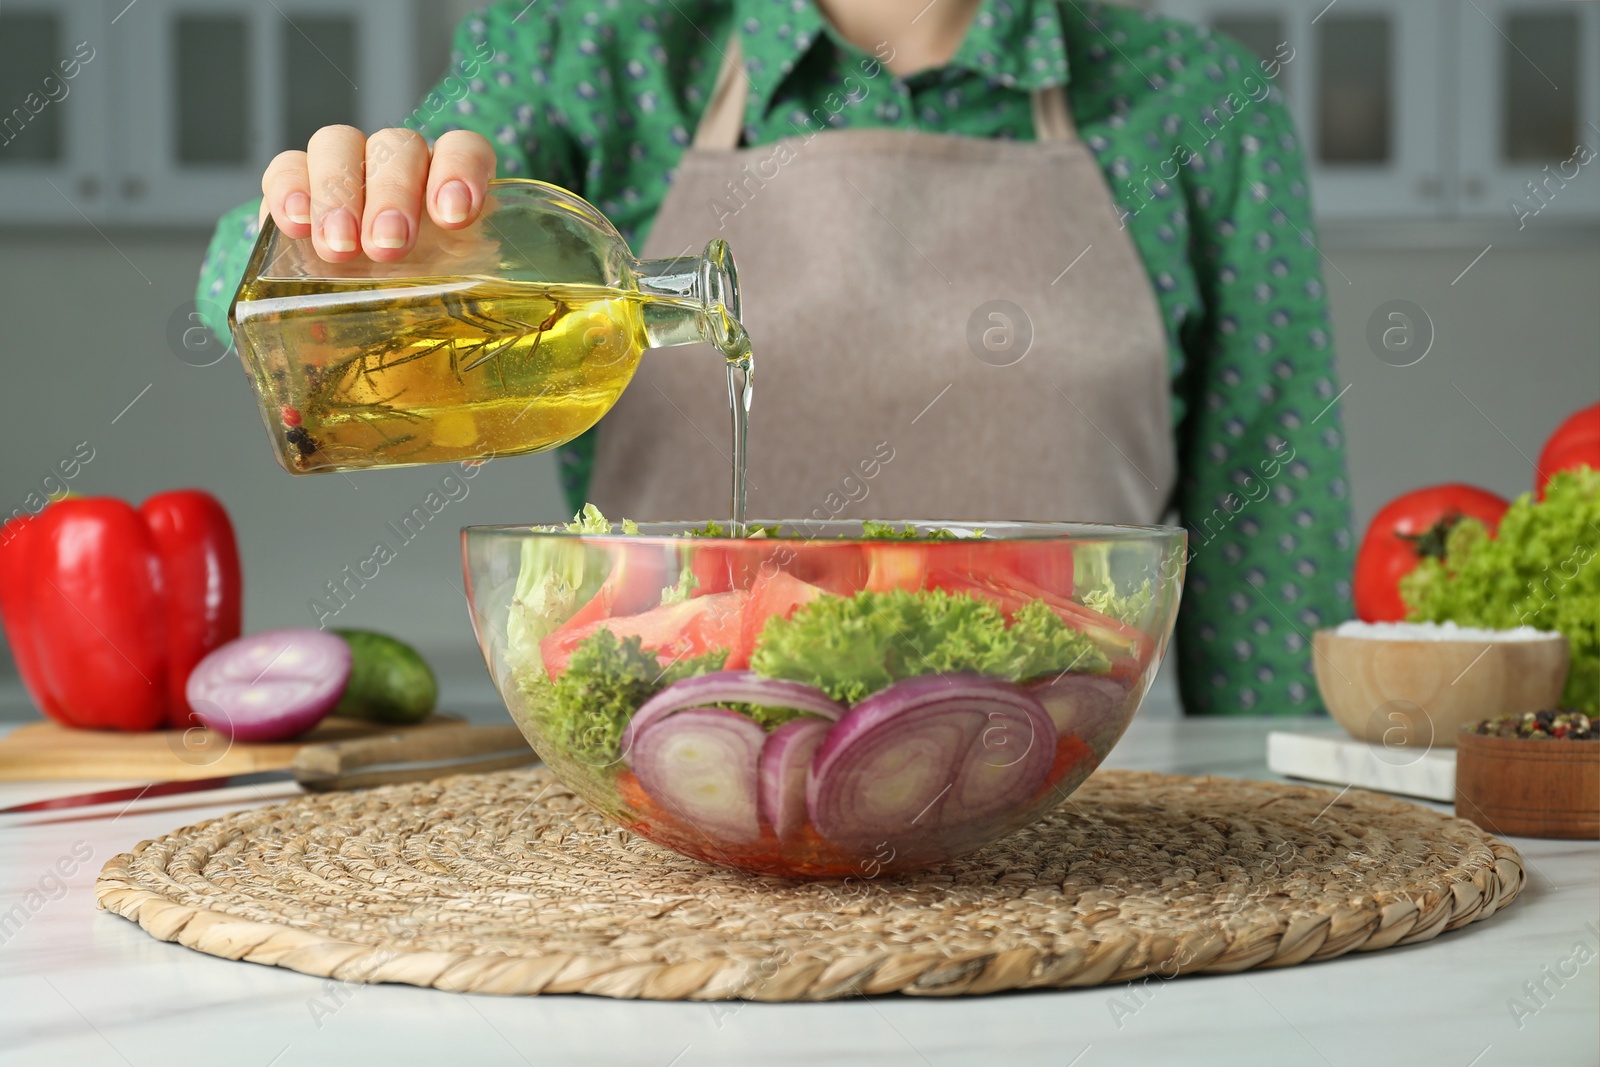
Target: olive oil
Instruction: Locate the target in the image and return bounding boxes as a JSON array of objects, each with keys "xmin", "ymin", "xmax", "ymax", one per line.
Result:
[
  {"xmin": 723, "ymin": 324, "xmax": 753, "ymax": 531},
  {"xmin": 232, "ymin": 182, "xmax": 754, "ymax": 523},
  {"xmin": 233, "ymin": 277, "xmax": 652, "ymax": 473},
  {"xmin": 235, "ymin": 275, "xmax": 753, "ymax": 528}
]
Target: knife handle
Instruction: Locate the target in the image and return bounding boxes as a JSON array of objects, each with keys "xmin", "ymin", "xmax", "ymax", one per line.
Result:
[{"xmin": 291, "ymin": 723, "xmax": 537, "ymax": 792}]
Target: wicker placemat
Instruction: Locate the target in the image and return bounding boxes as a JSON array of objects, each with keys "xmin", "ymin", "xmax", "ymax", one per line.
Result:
[{"xmin": 96, "ymin": 768, "xmax": 1523, "ymax": 1000}]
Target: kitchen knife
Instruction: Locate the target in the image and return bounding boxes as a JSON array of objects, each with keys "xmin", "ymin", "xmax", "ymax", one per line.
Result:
[{"xmin": 0, "ymin": 723, "xmax": 536, "ymax": 815}]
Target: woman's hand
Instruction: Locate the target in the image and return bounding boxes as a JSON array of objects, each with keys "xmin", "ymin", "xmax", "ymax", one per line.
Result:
[{"xmin": 258, "ymin": 126, "xmax": 497, "ymax": 263}]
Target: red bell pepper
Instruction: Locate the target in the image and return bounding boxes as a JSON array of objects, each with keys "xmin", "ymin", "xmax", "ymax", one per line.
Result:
[{"xmin": 0, "ymin": 490, "xmax": 241, "ymax": 730}]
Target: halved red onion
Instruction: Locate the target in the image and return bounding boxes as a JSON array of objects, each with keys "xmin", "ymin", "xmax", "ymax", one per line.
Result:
[
  {"xmin": 631, "ymin": 707, "xmax": 766, "ymax": 844},
  {"xmin": 1028, "ymin": 673, "xmax": 1132, "ymax": 759},
  {"xmin": 620, "ymin": 671, "xmax": 842, "ymax": 759},
  {"xmin": 806, "ymin": 674, "xmax": 1056, "ymax": 855},
  {"xmin": 759, "ymin": 717, "xmax": 831, "ymax": 840},
  {"xmin": 185, "ymin": 628, "xmax": 351, "ymax": 743}
]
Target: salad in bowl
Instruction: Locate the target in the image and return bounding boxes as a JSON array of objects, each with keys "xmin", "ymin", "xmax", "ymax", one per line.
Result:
[{"xmin": 462, "ymin": 513, "xmax": 1185, "ymax": 878}]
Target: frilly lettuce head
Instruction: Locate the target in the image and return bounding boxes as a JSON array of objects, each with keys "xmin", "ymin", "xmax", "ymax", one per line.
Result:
[{"xmin": 1402, "ymin": 468, "xmax": 1600, "ymax": 714}]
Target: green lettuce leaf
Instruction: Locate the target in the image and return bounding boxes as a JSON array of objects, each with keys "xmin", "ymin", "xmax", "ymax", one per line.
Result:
[
  {"xmin": 683, "ymin": 519, "xmax": 782, "ymax": 538},
  {"xmin": 1073, "ymin": 541, "xmax": 1157, "ymax": 630},
  {"xmin": 1402, "ymin": 468, "xmax": 1600, "ymax": 714},
  {"xmin": 748, "ymin": 588, "xmax": 1110, "ymax": 704},
  {"xmin": 858, "ymin": 521, "xmax": 969, "ymax": 541},
  {"xmin": 659, "ymin": 562, "xmax": 700, "ymax": 605},
  {"xmin": 505, "ymin": 506, "xmax": 634, "ymax": 680},
  {"xmin": 529, "ymin": 629, "xmax": 726, "ymax": 763}
]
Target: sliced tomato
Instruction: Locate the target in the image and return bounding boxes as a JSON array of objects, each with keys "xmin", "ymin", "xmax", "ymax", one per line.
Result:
[
  {"xmin": 1049, "ymin": 598, "xmax": 1147, "ymax": 662},
  {"xmin": 863, "ymin": 544, "xmax": 928, "ymax": 592},
  {"xmin": 735, "ymin": 570, "xmax": 830, "ymax": 667},
  {"xmin": 563, "ymin": 544, "xmax": 670, "ymax": 630},
  {"xmin": 784, "ymin": 543, "xmax": 867, "ymax": 595},
  {"xmin": 935, "ymin": 571, "xmax": 1148, "ymax": 666},
  {"xmin": 690, "ymin": 547, "xmax": 737, "ymax": 596},
  {"xmin": 541, "ymin": 590, "xmax": 748, "ymax": 678},
  {"xmin": 1039, "ymin": 733, "xmax": 1099, "ymax": 794},
  {"xmin": 921, "ymin": 541, "xmax": 1074, "ymax": 600},
  {"xmin": 689, "ymin": 547, "xmax": 782, "ymax": 596},
  {"xmin": 1000, "ymin": 542, "xmax": 1074, "ymax": 600},
  {"xmin": 690, "ymin": 542, "xmax": 867, "ymax": 598},
  {"xmin": 1102, "ymin": 653, "xmax": 1144, "ymax": 682}
]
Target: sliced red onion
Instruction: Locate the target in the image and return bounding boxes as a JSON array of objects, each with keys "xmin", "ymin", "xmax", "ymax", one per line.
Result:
[
  {"xmin": 631, "ymin": 708, "xmax": 766, "ymax": 844},
  {"xmin": 185, "ymin": 628, "xmax": 351, "ymax": 743},
  {"xmin": 1028, "ymin": 673, "xmax": 1132, "ymax": 759},
  {"xmin": 806, "ymin": 674, "xmax": 1056, "ymax": 856},
  {"xmin": 759, "ymin": 717, "xmax": 831, "ymax": 840},
  {"xmin": 620, "ymin": 671, "xmax": 842, "ymax": 759}
]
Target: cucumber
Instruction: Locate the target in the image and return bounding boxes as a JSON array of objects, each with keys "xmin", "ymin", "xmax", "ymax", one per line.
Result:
[{"xmin": 331, "ymin": 629, "xmax": 438, "ymax": 724}]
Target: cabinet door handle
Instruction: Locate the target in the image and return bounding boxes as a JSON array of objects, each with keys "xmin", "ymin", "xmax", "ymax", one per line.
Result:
[
  {"xmin": 76, "ymin": 175, "xmax": 101, "ymax": 199},
  {"xmin": 121, "ymin": 176, "xmax": 146, "ymax": 200}
]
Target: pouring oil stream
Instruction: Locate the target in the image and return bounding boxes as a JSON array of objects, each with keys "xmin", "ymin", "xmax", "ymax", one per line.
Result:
[{"xmin": 725, "ymin": 329, "xmax": 752, "ymax": 535}]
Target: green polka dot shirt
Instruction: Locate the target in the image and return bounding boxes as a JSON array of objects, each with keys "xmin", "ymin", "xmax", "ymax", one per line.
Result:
[{"xmin": 197, "ymin": 0, "xmax": 1356, "ymax": 716}]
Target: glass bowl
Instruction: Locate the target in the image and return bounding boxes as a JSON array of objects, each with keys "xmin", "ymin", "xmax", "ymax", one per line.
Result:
[{"xmin": 462, "ymin": 520, "xmax": 1186, "ymax": 878}]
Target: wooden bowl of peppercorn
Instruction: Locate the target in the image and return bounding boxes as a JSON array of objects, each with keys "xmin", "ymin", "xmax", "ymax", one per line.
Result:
[{"xmin": 1455, "ymin": 712, "xmax": 1599, "ymax": 839}]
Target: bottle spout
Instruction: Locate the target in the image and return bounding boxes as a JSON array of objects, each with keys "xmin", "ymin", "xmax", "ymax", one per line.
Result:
[{"xmin": 634, "ymin": 239, "xmax": 745, "ymax": 359}]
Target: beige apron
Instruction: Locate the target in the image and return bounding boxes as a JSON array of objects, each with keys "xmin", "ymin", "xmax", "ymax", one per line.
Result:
[{"xmin": 590, "ymin": 34, "xmax": 1175, "ymax": 524}]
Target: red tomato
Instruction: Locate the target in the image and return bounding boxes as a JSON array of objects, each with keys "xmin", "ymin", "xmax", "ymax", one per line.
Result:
[
  {"xmin": 690, "ymin": 546, "xmax": 737, "ymax": 595},
  {"xmin": 735, "ymin": 570, "xmax": 829, "ymax": 667},
  {"xmin": 541, "ymin": 591, "xmax": 747, "ymax": 678},
  {"xmin": 863, "ymin": 544, "xmax": 928, "ymax": 592},
  {"xmin": 696, "ymin": 538, "xmax": 1070, "ymax": 600},
  {"xmin": 563, "ymin": 544, "xmax": 669, "ymax": 631},
  {"xmin": 784, "ymin": 543, "xmax": 867, "ymax": 594},
  {"xmin": 1353, "ymin": 484, "xmax": 1510, "ymax": 622},
  {"xmin": 1003, "ymin": 542, "xmax": 1075, "ymax": 600},
  {"xmin": 920, "ymin": 540, "xmax": 1074, "ymax": 600},
  {"xmin": 1537, "ymin": 402, "xmax": 1600, "ymax": 497},
  {"xmin": 692, "ymin": 542, "xmax": 867, "ymax": 597},
  {"xmin": 1038, "ymin": 734, "xmax": 1099, "ymax": 794}
]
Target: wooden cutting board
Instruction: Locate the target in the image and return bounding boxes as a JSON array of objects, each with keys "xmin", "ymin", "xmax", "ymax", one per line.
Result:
[{"xmin": 0, "ymin": 714, "xmax": 465, "ymax": 782}]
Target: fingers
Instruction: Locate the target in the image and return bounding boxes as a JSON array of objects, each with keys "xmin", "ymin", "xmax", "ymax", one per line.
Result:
[
  {"xmin": 425, "ymin": 130, "xmax": 496, "ymax": 229},
  {"xmin": 306, "ymin": 124, "xmax": 368, "ymax": 262},
  {"xmin": 261, "ymin": 150, "xmax": 311, "ymax": 238},
  {"xmin": 261, "ymin": 124, "xmax": 497, "ymax": 262},
  {"xmin": 362, "ymin": 128, "xmax": 431, "ymax": 261}
]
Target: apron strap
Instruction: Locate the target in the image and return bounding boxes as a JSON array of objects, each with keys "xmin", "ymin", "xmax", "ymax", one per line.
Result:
[
  {"xmin": 1031, "ymin": 83, "xmax": 1078, "ymax": 143},
  {"xmin": 690, "ymin": 32, "xmax": 1080, "ymax": 149},
  {"xmin": 691, "ymin": 36, "xmax": 751, "ymax": 150}
]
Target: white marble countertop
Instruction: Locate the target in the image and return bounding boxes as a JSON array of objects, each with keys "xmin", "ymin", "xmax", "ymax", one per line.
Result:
[{"xmin": 1, "ymin": 698, "xmax": 1595, "ymax": 1067}]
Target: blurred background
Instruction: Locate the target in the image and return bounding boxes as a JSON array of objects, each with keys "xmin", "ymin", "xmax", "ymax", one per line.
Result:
[{"xmin": 0, "ymin": 0, "xmax": 1596, "ymax": 722}]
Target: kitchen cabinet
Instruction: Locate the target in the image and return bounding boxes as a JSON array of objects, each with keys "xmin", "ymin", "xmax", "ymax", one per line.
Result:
[
  {"xmin": 0, "ymin": 0, "xmax": 416, "ymax": 225},
  {"xmin": 1456, "ymin": 0, "xmax": 1600, "ymax": 225},
  {"xmin": 1154, "ymin": 0, "xmax": 1600, "ymax": 226},
  {"xmin": 0, "ymin": 1, "xmax": 112, "ymax": 224}
]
